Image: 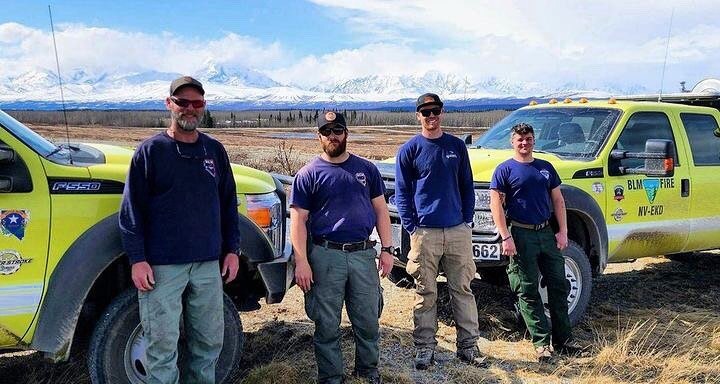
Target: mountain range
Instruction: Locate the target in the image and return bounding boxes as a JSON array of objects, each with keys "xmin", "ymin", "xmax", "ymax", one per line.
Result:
[{"xmin": 0, "ymin": 62, "xmax": 649, "ymax": 110}]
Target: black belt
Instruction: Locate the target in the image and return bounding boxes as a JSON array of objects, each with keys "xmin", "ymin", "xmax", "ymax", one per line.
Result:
[
  {"xmin": 510, "ymin": 220, "xmax": 550, "ymax": 231},
  {"xmin": 312, "ymin": 237, "xmax": 377, "ymax": 252}
]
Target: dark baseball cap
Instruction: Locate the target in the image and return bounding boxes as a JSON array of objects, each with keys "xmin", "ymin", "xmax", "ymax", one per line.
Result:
[
  {"xmin": 169, "ymin": 76, "xmax": 205, "ymax": 96},
  {"xmin": 416, "ymin": 93, "xmax": 443, "ymax": 111},
  {"xmin": 317, "ymin": 111, "xmax": 347, "ymax": 130}
]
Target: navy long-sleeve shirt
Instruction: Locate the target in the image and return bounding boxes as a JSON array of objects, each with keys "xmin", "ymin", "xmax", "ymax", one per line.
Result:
[
  {"xmin": 119, "ymin": 131, "xmax": 240, "ymax": 265},
  {"xmin": 395, "ymin": 133, "xmax": 475, "ymax": 234}
]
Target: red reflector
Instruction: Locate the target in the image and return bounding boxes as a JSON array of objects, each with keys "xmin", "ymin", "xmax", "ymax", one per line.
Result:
[{"xmin": 664, "ymin": 158, "xmax": 674, "ymax": 171}]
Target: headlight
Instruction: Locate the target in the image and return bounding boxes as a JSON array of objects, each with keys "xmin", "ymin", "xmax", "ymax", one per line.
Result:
[
  {"xmin": 474, "ymin": 189, "xmax": 491, "ymax": 210},
  {"xmin": 245, "ymin": 192, "xmax": 282, "ymax": 257}
]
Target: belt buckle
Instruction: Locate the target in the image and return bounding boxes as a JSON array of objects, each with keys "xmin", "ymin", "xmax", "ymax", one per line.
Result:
[{"xmin": 342, "ymin": 243, "xmax": 351, "ymax": 252}]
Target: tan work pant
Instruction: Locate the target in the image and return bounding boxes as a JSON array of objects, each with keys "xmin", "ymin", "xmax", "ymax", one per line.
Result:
[{"xmin": 405, "ymin": 224, "xmax": 480, "ymax": 349}]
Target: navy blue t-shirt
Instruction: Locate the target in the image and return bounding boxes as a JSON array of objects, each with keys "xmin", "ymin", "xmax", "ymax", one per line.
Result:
[
  {"xmin": 395, "ymin": 133, "xmax": 475, "ymax": 233},
  {"xmin": 291, "ymin": 154, "xmax": 385, "ymax": 243},
  {"xmin": 490, "ymin": 158, "xmax": 561, "ymax": 225},
  {"xmin": 119, "ymin": 132, "xmax": 240, "ymax": 265}
]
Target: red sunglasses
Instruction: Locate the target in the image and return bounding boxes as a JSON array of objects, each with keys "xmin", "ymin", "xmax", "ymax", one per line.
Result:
[{"xmin": 170, "ymin": 96, "xmax": 206, "ymax": 109}]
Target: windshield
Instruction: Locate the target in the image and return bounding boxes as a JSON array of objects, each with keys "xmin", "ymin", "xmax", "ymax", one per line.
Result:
[
  {"xmin": 0, "ymin": 109, "xmax": 59, "ymax": 157},
  {"xmin": 473, "ymin": 107, "xmax": 622, "ymax": 159}
]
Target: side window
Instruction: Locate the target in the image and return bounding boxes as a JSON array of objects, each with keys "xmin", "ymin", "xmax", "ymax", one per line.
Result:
[
  {"xmin": 0, "ymin": 139, "xmax": 33, "ymax": 193},
  {"xmin": 680, "ymin": 113, "xmax": 720, "ymax": 166},
  {"xmin": 613, "ymin": 112, "xmax": 678, "ymax": 169}
]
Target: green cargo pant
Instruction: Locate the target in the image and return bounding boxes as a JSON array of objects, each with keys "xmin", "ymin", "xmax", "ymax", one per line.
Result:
[
  {"xmin": 405, "ymin": 224, "xmax": 480, "ymax": 350},
  {"xmin": 506, "ymin": 226, "xmax": 572, "ymax": 348},
  {"xmin": 304, "ymin": 245, "xmax": 382, "ymax": 384},
  {"xmin": 138, "ymin": 260, "xmax": 224, "ymax": 384}
]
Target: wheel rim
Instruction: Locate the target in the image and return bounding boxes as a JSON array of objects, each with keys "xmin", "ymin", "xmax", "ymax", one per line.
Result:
[
  {"xmin": 538, "ymin": 255, "xmax": 583, "ymax": 318},
  {"xmin": 124, "ymin": 324, "xmax": 149, "ymax": 384}
]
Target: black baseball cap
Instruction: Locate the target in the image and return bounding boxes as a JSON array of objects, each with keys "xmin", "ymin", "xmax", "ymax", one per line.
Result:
[
  {"xmin": 317, "ymin": 111, "xmax": 347, "ymax": 130},
  {"xmin": 170, "ymin": 76, "xmax": 205, "ymax": 96},
  {"xmin": 416, "ymin": 93, "xmax": 443, "ymax": 111}
]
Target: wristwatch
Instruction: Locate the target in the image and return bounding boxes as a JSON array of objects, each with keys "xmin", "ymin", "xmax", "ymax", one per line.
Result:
[{"xmin": 380, "ymin": 245, "xmax": 395, "ymax": 254}]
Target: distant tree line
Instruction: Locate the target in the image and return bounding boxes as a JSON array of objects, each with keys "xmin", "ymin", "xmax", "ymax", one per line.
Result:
[{"xmin": 6, "ymin": 109, "xmax": 510, "ymax": 128}]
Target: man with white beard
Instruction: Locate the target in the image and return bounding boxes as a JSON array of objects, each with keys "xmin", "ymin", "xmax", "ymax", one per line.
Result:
[
  {"xmin": 291, "ymin": 111, "xmax": 394, "ymax": 384},
  {"xmin": 119, "ymin": 76, "xmax": 240, "ymax": 384}
]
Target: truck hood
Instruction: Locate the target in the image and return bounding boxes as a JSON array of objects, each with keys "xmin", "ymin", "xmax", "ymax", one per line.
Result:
[
  {"xmin": 377, "ymin": 148, "xmax": 599, "ymax": 183},
  {"xmin": 82, "ymin": 143, "xmax": 277, "ymax": 194}
]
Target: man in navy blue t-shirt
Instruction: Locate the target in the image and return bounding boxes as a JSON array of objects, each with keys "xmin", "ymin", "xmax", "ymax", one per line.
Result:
[
  {"xmin": 120, "ymin": 76, "xmax": 239, "ymax": 383},
  {"xmin": 489, "ymin": 122, "xmax": 580, "ymax": 363},
  {"xmin": 290, "ymin": 111, "xmax": 393, "ymax": 384},
  {"xmin": 395, "ymin": 93, "xmax": 484, "ymax": 369}
]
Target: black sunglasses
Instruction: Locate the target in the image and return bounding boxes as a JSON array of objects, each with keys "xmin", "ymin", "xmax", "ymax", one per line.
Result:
[
  {"xmin": 170, "ymin": 96, "xmax": 206, "ymax": 109},
  {"xmin": 419, "ymin": 107, "xmax": 442, "ymax": 117},
  {"xmin": 175, "ymin": 141, "xmax": 208, "ymax": 159},
  {"xmin": 319, "ymin": 127, "xmax": 346, "ymax": 136}
]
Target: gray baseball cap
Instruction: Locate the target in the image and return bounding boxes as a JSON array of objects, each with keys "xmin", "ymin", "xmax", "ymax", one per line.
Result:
[
  {"xmin": 416, "ymin": 93, "xmax": 443, "ymax": 111},
  {"xmin": 169, "ymin": 76, "xmax": 205, "ymax": 96}
]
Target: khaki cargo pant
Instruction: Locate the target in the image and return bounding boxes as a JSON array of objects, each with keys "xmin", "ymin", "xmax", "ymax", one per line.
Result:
[
  {"xmin": 138, "ymin": 261, "xmax": 223, "ymax": 384},
  {"xmin": 405, "ymin": 224, "xmax": 480, "ymax": 349}
]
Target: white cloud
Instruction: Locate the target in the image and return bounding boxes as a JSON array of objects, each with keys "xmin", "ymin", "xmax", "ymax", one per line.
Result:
[
  {"xmin": 0, "ymin": 23, "xmax": 288, "ymax": 78},
  {"xmin": 1, "ymin": 0, "xmax": 718, "ymax": 93}
]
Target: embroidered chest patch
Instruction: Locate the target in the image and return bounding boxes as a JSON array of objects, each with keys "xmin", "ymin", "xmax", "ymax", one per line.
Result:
[
  {"xmin": 355, "ymin": 172, "xmax": 367, "ymax": 187},
  {"xmin": 204, "ymin": 159, "xmax": 216, "ymax": 177}
]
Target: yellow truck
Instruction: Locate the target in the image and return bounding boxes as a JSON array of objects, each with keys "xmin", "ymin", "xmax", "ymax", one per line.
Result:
[
  {"xmin": 0, "ymin": 110, "xmax": 294, "ymax": 383},
  {"xmin": 379, "ymin": 78, "xmax": 720, "ymax": 326}
]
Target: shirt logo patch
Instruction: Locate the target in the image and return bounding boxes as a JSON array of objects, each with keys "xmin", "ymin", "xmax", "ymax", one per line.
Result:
[
  {"xmin": 355, "ymin": 172, "xmax": 367, "ymax": 187},
  {"xmin": 0, "ymin": 210, "xmax": 29, "ymax": 240},
  {"xmin": 540, "ymin": 169, "xmax": 550, "ymax": 180},
  {"xmin": 446, "ymin": 150, "xmax": 457, "ymax": 159},
  {"xmin": 203, "ymin": 159, "xmax": 216, "ymax": 178}
]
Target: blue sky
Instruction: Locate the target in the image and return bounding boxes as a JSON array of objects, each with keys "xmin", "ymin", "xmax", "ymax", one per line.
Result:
[{"xmin": 1, "ymin": 0, "xmax": 718, "ymax": 91}]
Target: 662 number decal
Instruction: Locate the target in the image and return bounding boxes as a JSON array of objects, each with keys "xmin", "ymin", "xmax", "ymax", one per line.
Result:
[{"xmin": 472, "ymin": 243, "xmax": 501, "ymax": 261}]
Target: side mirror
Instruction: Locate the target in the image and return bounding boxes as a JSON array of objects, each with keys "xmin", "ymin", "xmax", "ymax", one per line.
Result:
[
  {"xmin": 460, "ymin": 134, "xmax": 473, "ymax": 145},
  {"xmin": 610, "ymin": 139, "xmax": 675, "ymax": 177},
  {"xmin": 0, "ymin": 147, "xmax": 15, "ymax": 164}
]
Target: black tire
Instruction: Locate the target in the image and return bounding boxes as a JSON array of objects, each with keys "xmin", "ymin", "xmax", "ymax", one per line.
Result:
[
  {"xmin": 387, "ymin": 266, "xmax": 415, "ymax": 288},
  {"xmin": 88, "ymin": 289, "xmax": 243, "ymax": 384},
  {"xmin": 540, "ymin": 240, "xmax": 592, "ymax": 326}
]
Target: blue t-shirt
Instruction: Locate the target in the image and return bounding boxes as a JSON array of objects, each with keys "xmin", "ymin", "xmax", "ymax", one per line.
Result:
[
  {"xmin": 490, "ymin": 158, "xmax": 561, "ymax": 225},
  {"xmin": 291, "ymin": 154, "xmax": 385, "ymax": 242},
  {"xmin": 395, "ymin": 133, "xmax": 475, "ymax": 233},
  {"xmin": 119, "ymin": 132, "xmax": 240, "ymax": 265}
]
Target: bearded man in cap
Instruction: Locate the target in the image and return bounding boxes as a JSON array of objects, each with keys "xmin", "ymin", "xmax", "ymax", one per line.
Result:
[
  {"xmin": 120, "ymin": 76, "xmax": 240, "ymax": 384},
  {"xmin": 395, "ymin": 93, "xmax": 485, "ymax": 369},
  {"xmin": 290, "ymin": 111, "xmax": 394, "ymax": 384}
]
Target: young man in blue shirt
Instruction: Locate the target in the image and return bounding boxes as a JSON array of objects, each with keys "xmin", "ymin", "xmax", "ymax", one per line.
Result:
[
  {"xmin": 120, "ymin": 76, "xmax": 240, "ymax": 383},
  {"xmin": 290, "ymin": 112, "xmax": 394, "ymax": 384},
  {"xmin": 489, "ymin": 123, "xmax": 580, "ymax": 363},
  {"xmin": 395, "ymin": 93, "xmax": 484, "ymax": 369}
]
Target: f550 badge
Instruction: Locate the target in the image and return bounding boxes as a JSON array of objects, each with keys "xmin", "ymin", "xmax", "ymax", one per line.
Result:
[
  {"xmin": 52, "ymin": 181, "xmax": 102, "ymax": 192},
  {"xmin": 0, "ymin": 250, "xmax": 32, "ymax": 275}
]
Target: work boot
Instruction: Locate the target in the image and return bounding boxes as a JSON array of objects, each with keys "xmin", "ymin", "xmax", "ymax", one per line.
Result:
[
  {"xmin": 414, "ymin": 348, "xmax": 435, "ymax": 370},
  {"xmin": 536, "ymin": 345, "xmax": 553, "ymax": 363},
  {"xmin": 553, "ymin": 339, "xmax": 588, "ymax": 357},
  {"xmin": 352, "ymin": 370, "xmax": 382, "ymax": 384},
  {"xmin": 456, "ymin": 345, "xmax": 489, "ymax": 368}
]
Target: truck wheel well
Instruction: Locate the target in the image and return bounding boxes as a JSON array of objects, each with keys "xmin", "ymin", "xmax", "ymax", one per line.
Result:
[{"xmin": 567, "ymin": 210, "xmax": 601, "ymax": 276}]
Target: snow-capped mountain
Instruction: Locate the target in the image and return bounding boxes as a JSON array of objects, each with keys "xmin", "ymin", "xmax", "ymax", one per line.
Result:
[{"xmin": 0, "ymin": 64, "xmax": 649, "ymax": 110}]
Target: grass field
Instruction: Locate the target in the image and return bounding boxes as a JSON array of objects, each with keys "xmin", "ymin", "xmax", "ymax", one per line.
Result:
[{"xmin": 1, "ymin": 124, "xmax": 719, "ymax": 383}]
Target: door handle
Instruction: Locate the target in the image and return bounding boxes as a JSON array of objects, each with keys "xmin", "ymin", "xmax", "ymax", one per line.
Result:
[
  {"xmin": 0, "ymin": 177, "xmax": 12, "ymax": 192},
  {"xmin": 681, "ymin": 178, "xmax": 690, "ymax": 197}
]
